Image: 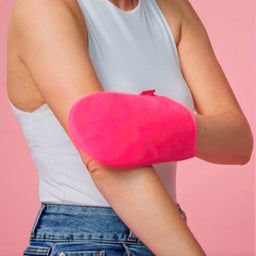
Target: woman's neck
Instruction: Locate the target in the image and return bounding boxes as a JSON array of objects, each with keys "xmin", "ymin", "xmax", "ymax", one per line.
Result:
[{"xmin": 107, "ymin": 0, "xmax": 138, "ymax": 11}]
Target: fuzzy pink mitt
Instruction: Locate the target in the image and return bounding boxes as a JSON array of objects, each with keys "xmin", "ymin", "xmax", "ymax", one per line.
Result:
[{"xmin": 68, "ymin": 90, "xmax": 197, "ymax": 169}]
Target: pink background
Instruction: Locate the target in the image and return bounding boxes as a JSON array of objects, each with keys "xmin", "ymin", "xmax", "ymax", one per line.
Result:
[{"xmin": 0, "ymin": 0, "xmax": 255, "ymax": 255}]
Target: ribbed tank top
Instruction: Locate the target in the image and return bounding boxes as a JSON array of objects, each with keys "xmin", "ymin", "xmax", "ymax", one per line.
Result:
[{"xmin": 8, "ymin": 0, "xmax": 195, "ymax": 206}]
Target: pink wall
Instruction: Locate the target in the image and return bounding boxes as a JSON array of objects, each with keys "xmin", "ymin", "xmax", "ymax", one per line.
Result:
[
  {"xmin": 176, "ymin": 1, "xmax": 256, "ymax": 256},
  {"xmin": 0, "ymin": 0, "xmax": 255, "ymax": 255},
  {"xmin": 0, "ymin": 1, "xmax": 41, "ymax": 255}
]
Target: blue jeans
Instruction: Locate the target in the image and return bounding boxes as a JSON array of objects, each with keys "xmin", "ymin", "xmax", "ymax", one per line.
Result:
[{"xmin": 23, "ymin": 203, "xmax": 187, "ymax": 256}]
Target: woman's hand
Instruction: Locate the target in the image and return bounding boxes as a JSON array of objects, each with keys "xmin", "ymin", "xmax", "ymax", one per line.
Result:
[{"xmin": 68, "ymin": 91, "xmax": 197, "ymax": 169}]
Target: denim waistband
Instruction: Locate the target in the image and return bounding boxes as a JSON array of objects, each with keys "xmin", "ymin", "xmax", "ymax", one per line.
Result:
[{"xmin": 30, "ymin": 203, "xmax": 187, "ymax": 244}]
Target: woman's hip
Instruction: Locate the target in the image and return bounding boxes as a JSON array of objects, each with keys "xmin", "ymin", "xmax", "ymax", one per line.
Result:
[{"xmin": 23, "ymin": 202, "xmax": 187, "ymax": 256}]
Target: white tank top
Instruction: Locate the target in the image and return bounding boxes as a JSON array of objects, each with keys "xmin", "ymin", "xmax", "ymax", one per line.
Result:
[{"xmin": 8, "ymin": 0, "xmax": 195, "ymax": 206}]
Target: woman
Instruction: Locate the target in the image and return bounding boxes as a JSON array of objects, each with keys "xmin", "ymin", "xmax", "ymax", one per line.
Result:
[{"xmin": 6, "ymin": 0, "xmax": 253, "ymax": 255}]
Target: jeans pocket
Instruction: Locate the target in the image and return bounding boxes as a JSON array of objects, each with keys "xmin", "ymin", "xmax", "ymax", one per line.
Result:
[
  {"xmin": 56, "ymin": 251, "xmax": 105, "ymax": 256},
  {"xmin": 23, "ymin": 245, "xmax": 51, "ymax": 256},
  {"xmin": 51, "ymin": 242, "xmax": 125, "ymax": 256}
]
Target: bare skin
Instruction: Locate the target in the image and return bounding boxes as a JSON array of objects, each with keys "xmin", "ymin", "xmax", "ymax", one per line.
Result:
[
  {"xmin": 107, "ymin": 0, "xmax": 139, "ymax": 11},
  {"xmin": 7, "ymin": 0, "xmax": 253, "ymax": 255}
]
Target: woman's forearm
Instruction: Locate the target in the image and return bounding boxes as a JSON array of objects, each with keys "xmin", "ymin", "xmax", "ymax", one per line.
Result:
[
  {"xmin": 76, "ymin": 110, "xmax": 253, "ymax": 256},
  {"xmin": 88, "ymin": 164, "xmax": 207, "ymax": 256},
  {"xmin": 195, "ymin": 112, "xmax": 253, "ymax": 164}
]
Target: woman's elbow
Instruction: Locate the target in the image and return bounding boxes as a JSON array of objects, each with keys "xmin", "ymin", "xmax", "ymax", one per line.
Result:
[
  {"xmin": 222, "ymin": 115, "xmax": 254, "ymax": 165},
  {"xmin": 236, "ymin": 122, "xmax": 254, "ymax": 165},
  {"xmin": 238, "ymin": 150, "xmax": 253, "ymax": 165},
  {"xmin": 238, "ymin": 143, "xmax": 253, "ymax": 165}
]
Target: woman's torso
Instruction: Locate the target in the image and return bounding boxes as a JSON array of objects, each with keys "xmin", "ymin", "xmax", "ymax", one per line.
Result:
[
  {"xmin": 7, "ymin": 0, "xmax": 183, "ymax": 110},
  {"xmin": 7, "ymin": 0, "xmax": 194, "ymax": 206}
]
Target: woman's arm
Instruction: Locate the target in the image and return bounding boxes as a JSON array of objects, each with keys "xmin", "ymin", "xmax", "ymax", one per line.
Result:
[
  {"xmin": 82, "ymin": 155, "xmax": 207, "ymax": 256},
  {"xmin": 177, "ymin": 0, "xmax": 253, "ymax": 164},
  {"xmin": 195, "ymin": 113, "xmax": 253, "ymax": 164},
  {"xmin": 12, "ymin": 1, "xmax": 206, "ymax": 255}
]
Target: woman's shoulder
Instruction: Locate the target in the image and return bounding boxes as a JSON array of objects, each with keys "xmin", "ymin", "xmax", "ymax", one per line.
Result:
[
  {"xmin": 9, "ymin": 0, "xmax": 89, "ymax": 65},
  {"xmin": 155, "ymin": 0, "xmax": 199, "ymax": 47},
  {"xmin": 10, "ymin": 0, "xmax": 88, "ymax": 32},
  {"xmin": 7, "ymin": 0, "xmax": 89, "ymax": 112},
  {"xmin": 162, "ymin": 0, "xmax": 201, "ymax": 24},
  {"xmin": 167, "ymin": 0, "xmax": 205, "ymax": 28}
]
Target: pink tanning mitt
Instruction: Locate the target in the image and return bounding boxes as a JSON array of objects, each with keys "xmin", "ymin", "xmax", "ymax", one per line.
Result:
[{"xmin": 67, "ymin": 90, "xmax": 197, "ymax": 169}]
